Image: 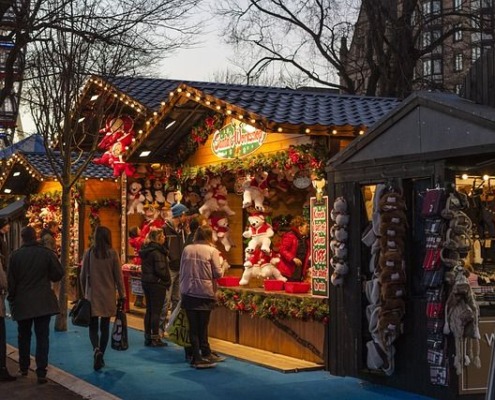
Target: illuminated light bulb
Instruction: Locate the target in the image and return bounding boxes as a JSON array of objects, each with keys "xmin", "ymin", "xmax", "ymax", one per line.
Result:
[
  {"xmin": 146, "ymin": 121, "xmax": 151, "ymax": 125},
  {"xmin": 161, "ymin": 102, "xmax": 166, "ymax": 106},
  {"xmin": 205, "ymin": 101, "xmax": 211, "ymax": 105},
  {"xmin": 177, "ymin": 88, "xmax": 182, "ymax": 92},
  {"xmin": 332, "ymin": 129, "xmax": 337, "ymax": 135},
  {"xmin": 250, "ymin": 119, "xmax": 256, "ymax": 124},
  {"xmin": 305, "ymin": 128, "xmax": 311, "ymax": 134},
  {"xmin": 358, "ymin": 130, "xmax": 365, "ymax": 135},
  {"xmin": 153, "ymin": 112, "xmax": 158, "ymax": 116},
  {"xmin": 216, "ymin": 105, "xmax": 221, "ymax": 110},
  {"xmin": 277, "ymin": 127, "xmax": 283, "ymax": 132},
  {"xmin": 226, "ymin": 110, "xmax": 232, "ymax": 115},
  {"xmin": 195, "ymin": 96, "xmax": 201, "ymax": 101},
  {"xmin": 113, "ymin": 94, "xmax": 117, "ymax": 97},
  {"xmin": 461, "ymin": 174, "xmax": 468, "ymax": 180},
  {"xmin": 186, "ymin": 92, "xmax": 191, "ymax": 97},
  {"xmin": 483, "ymin": 175, "xmax": 490, "ymax": 181},
  {"xmin": 238, "ymin": 115, "xmax": 244, "ymax": 119},
  {"xmin": 138, "ymin": 130, "xmax": 143, "ymax": 134}
]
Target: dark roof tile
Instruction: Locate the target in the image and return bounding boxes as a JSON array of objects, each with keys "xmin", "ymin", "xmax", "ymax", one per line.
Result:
[{"xmin": 106, "ymin": 77, "xmax": 400, "ymax": 128}]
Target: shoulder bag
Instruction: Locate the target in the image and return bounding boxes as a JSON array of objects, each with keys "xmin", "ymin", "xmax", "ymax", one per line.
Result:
[{"xmin": 70, "ymin": 250, "xmax": 92, "ymax": 327}]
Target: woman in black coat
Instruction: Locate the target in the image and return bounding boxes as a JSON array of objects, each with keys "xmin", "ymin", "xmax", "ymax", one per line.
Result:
[{"xmin": 139, "ymin": 228, "xmax": 171, "ymax": 347}]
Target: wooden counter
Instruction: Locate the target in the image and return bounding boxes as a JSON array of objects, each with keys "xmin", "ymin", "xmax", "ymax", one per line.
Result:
[{"xmin": 210, "ymin": 287, "xmax": 328, "ymax": 364}]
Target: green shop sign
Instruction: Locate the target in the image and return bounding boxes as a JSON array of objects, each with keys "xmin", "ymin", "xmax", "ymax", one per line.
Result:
[{"xmin": 211, "ymin": 122, "xmax": 266, "ymax": 159}]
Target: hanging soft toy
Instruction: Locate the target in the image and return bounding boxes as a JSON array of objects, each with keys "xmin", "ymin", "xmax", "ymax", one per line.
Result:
[
  {"xmin": 97, "ymin": 115, "xmax": 134, "ymax": 150},
  {"xmin": 444, "ymin": 265, "xmax": 481, "ymax": 375},
  {"xmin": 210, "ymin": 214, "xmax": 234, "ymax": 252},
  {"xmin": 243, "ymin": 212, "xmax": 274, "ymax": 254},
  {"xmin": 152, "ymin": 179, "xmax": 166, "ymax": 205},
  {"xmin": 199, "ymin": 176, "xmax": 235, "ymax": 218},
  {"xmin": 242, "ymin": 170, "xmax": 268, "ymax": 211}
]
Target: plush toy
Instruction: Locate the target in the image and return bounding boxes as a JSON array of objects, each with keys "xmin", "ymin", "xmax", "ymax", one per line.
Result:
[
  {"xmin": 210, "ymin": 214, "xmax": 234, "ymax": 252},
  {"xmin": 242, "ymin": 171, "xmax": 268, "ymax": 211},
  {"xmin": 199, "ymin": 176, "xmax": 235, "ymax": 218},
  {"xmin": 127, "ymin": 181, "xmax": 145, "ymax": 215},
  {"xmin": 183, "ymin": 185, "xmax": 202, "ymax": 216},
  {"xmin": 140, "ymin": 201, "xmax": 165, "ymax": 239},
  {"xmin": 243, "ymin": 213, "xmax": 274, "ymax": 254},
  {"xmin": 259, "ymin": 251, "xmax": 286, "ymax": 281},
  {"xmin": 152, "ymin": 179, "xmax": 166, "ymax": 205},
  {"xmin": 97, "ymin": 115, "xmax": 134, "ymax": 150},
  {"xmin": 128, "ymin": 226, "xmax": 144, "ymax": 265}
]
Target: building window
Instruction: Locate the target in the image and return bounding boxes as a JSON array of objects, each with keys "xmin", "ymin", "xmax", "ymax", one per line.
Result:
[
  {"xmin": 454, "ymin": 0, "xmax": 463, "ymax": 10},
  {"xmin": 432, "ymin": 0, "xmax": 442, "ymax": 14},
  {"xmin": 455, "ymin": 84, "xmax": 463, "ymax": 94},
  {"xmin": 472, "ymin": 46, "xmax": 481, "ymax": 62},
  {"xmin": 454, "ymin": 53, "xmax": 463, "ymax": 71},
  {"xmin": 471, "ymin": 0, "xmax": 481, "ymax": 10},
  {"xmin": 454, "ymin": 24, "xmax": 463, "ymax": 41}
]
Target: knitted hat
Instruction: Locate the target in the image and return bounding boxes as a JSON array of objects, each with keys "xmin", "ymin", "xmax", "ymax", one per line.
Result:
[
  {"xmin": 0, "ymin": 218, "xmax": 9, "ymax": 229},
  {"xmin": 171, "ymin": 203, "xmax": 189, "ymax": 218}
]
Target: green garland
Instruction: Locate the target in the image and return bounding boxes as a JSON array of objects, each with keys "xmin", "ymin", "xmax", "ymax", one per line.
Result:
[
  {"xmin": 216, "ymin": 288, "xmax": 329, "ymax": 324},
  {"xmin": 181, "ymin": 142, "xmax": 328, "ymax": 180},
  {"xmin": 87, "ymin": 198, "xmax": 121, "ymax": 241}
]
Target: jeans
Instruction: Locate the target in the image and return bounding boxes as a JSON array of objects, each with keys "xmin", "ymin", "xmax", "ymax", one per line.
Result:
[
  {"xmin": 17, "ymin": 315, "xmax": 51, "ymax": 378},
  {"xmin": 89, "ymin": 316, "xmax": 110, "ymax": 354},
  {"xmin": 159, "ymin": 269, "xmax": 180, "ymax": 330},
  {"xmin": 142, "ymin": 282, "xmax": 167, "ymax": 337},
  {"xmin": 185, "ymin": 309, "xmax": 212, "ymax": 361}
]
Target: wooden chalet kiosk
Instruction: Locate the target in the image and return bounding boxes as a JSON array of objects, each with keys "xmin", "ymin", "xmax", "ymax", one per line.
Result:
[
  {"xmin": 327, "ymin": 91, "xmax": 495, "ymax": 399},
  {"xmin": 0, "ymin": 145, "xmax": 119, "ymax": 297},
  {"xmin": 75, "ymin": 75, "xmax": 400, "ymax": 367}
]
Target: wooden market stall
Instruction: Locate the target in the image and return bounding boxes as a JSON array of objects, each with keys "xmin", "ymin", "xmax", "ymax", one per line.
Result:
[
  {"xmin": 75, "ymin": 75, "xmax": 401, "ymax": 366},
  {"xmin": 326, "ymin": 91, "xmax": 495, "ymax": 399},
  {"xmin": 0, "ymin": 149, "xmax": 119, "ymax": 298}
]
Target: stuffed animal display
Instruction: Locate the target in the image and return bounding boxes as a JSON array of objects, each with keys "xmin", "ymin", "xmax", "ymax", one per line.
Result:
[
  {"xmin": 210, "ymin": 214, "xmax": 234, "ymax": 252},
  {"xmin": 242, "ymin": 171, "xmax": 268, "ymax": 211},
  {"xmin": 127, "ymin": 181, "xmax": 145, "ymax": 215},
  {"xmin": 243, "ymin": 213, "xmax": 274, "ymax": 254},
  {"xmin": 199, "ymin": 176, "xmax": 236, "ymax": 218},
  {"xmin": 239, "ymin": 247, "xmax": 286, "ymax": 285},
  {"xmin": 330, "ymin": 197, "xmax": 349, "ymax": 287}
]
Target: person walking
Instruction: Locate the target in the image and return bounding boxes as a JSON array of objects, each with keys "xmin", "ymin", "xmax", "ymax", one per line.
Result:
[
  {"xmin": 180, "ymin": 226, "xmax": 225, "ymax": 369},
  {"xmin": 0, "ymin": 219, "xmax": 11, "ymax": 270},
  {"xmin": 0, "ymin": 257, "xmax": 15, "ymax": 382},
  {"xmin": 160, "ymin": 203, "xmax": 189, "ymax": 333},
  {"xmin": 7, "ymin": 226, "xmax": 64, "ymax": 384},
  {"xmin": 80, "ymin": 226, "xmax": 125, "ymax": 371},
  {"xmin": 139, "ymin": 227, "xmax": 170, "ymax": 347},
  {"xmin": 40, "ymin": 221, "xmax": 59, "ymax": 254}
]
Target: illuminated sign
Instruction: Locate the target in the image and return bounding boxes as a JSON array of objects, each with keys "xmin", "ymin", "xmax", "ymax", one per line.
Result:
[{"xmin": 211, "ymin": 121, "xmax": 266, "ymax": 159}]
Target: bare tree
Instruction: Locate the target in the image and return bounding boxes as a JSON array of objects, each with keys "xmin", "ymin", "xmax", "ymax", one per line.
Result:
[
  {"xmin": 22, "ymin": 0, "xmax": 203, "ymax": 331},
  {"xmin": 216, "ymin": 0, "xmax": 486, "ymax": 97}
]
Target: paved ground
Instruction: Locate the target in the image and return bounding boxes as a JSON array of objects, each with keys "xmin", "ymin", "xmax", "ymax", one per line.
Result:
[
  {"xmin": 4, "ymin": 356, "xmax": 85, "ymax": 400},
  {"xmin": 4, "ymin": 344, "xmax": 118, "ymax": 400}
]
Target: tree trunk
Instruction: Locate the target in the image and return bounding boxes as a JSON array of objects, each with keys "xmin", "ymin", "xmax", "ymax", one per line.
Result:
[{"xmin": 54, "ymin": 185, "xmax": 72, "ymax": 331}]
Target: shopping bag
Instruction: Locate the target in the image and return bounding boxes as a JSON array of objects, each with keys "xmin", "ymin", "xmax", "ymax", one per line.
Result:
[
  {"xmin": 165, "ymin": 302, "xmax": 190, "ymax": 347},
  {"xmin": 111, "ymin": 301, "xmax": 129, "ymax": 351},
  {"xmin": 69, "ymin": 298, "xmax": 91, "ymax": 327}
]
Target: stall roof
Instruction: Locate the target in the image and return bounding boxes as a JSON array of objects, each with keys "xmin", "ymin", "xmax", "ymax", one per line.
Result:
[
  {"xmin": 0, "ymin": 152, "xmax": 114, "ymax": 195},
  {"xmin": 0, "ymin": 196, "xmax": 26, "ymax": 219},
  {"xmin": 328, "ymin": 91, "xmax": 495, "ymax": 171},
  {"xmin": 0, "ymin": 134, "xmax": 45, "ymax": 159},
  {"xmin": 81, "ymin": 76, "xmax": 401, "ymax": 164}
]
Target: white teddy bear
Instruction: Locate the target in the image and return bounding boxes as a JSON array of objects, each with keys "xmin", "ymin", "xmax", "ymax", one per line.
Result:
[
  {"xmin": 242, "ymin": 171, "xmax": 268, "ymax": 212},
  {"xmin": 199, "ymin": 176, "xmax": 235, "ymax": 218},
  {"xmin": 243, "ymin": 213, "xmax": 274, "ymax": 254},
  {"xmin": 240, "ymin": 248, "xmax": 286, "ymax": 285},
  {"xmin": 210, "ymin": 214, "xmax": 234, "ymax": 252},
  {"xmin": 127, "ymin": 181, "xmax": 145, "ymax": 215}
]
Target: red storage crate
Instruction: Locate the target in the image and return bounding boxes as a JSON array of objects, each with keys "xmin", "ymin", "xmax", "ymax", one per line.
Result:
[
  {"xmin": 217, "ymin": 276, "xmax": 241, "ymax": 287},
  {"xmin": 263, "ymin": 280, "xmax": 285, "ymax": 291},
  {"xmin": 284, "ymin": 282, "xmax": 310, "ymax": 293}
]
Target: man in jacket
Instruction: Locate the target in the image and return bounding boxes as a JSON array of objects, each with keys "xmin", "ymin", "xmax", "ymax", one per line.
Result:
[
  {"xmin": 7, "ymin": 226, "xmax": 64, "ymax": 384},
  {"xmin": 0, "ymin": 219, "xmax": 10, "ymax": 270},
  {"xmin": 160, "ymin": 203, "xmax": 189, "ymax": 334}
]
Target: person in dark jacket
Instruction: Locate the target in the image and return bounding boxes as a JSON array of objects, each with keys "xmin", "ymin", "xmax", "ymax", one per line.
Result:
[
  {"xmin": 0, "ymin": 219, "xmax": 10, "ymax": 270},
  {"xmin": 160, "ymin": 203, "xmax": 189, "ymax": 334},
  {"xmin": 80, "ymin": 226, "xmax": 125, "ymax": 371},
  {"xmin": 0, "ymin": 257, "xmax": 15, "ymax": 382},
  {"xmin": 7, "ymin": 226, "xmax": 64, "ymax": 384},
  {"xmin": 40, "ymin": 221, "xmax": 59, "ymax": 254},
  {"xmin": 140, "ymin": 227, "xmax": 171, "ymax": 347}
]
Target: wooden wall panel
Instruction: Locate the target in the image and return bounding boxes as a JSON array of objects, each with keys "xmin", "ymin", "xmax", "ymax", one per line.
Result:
[
  {"xmin": 38, "ymin": 181, "xmax": 62, "ymax": 193},
  {"xmin": 209, "ymin": 306, "xmax": 237, "ymax": 342}
]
